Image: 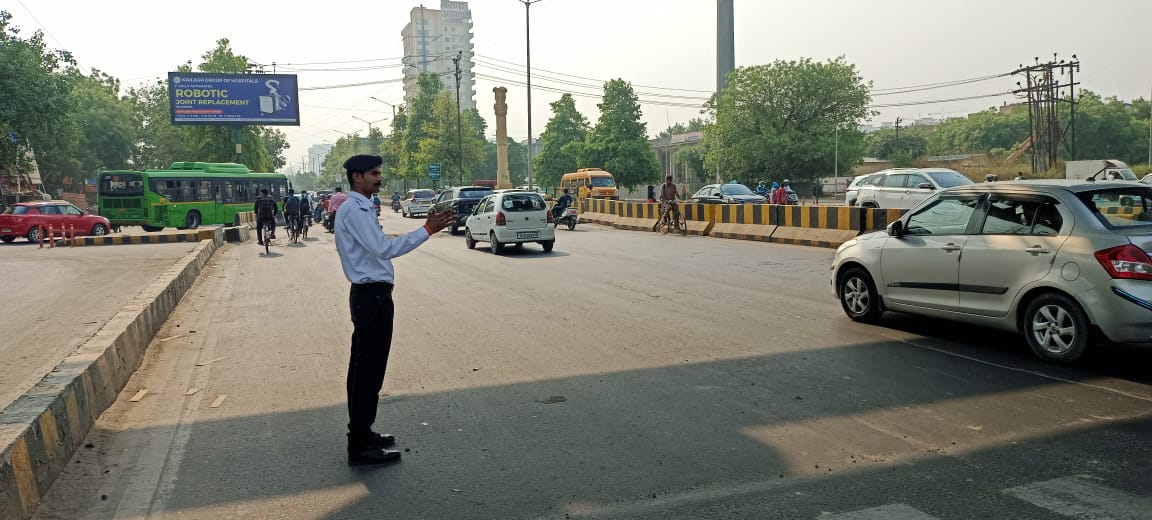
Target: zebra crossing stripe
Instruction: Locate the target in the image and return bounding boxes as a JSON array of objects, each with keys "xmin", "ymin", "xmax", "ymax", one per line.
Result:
[
  {"xmin": 1004, "ymin": 476, "xmax": 1152, "ymax": 519},
  {"xmin": 819, "ymin": 503, "xmax": 943, "ymax": 519}
]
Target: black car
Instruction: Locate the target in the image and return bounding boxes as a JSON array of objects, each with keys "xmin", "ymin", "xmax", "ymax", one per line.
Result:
[
  {"xmin": 430, "ymin": 186, "xmax": 493, "ymax": 234},
  {"xmin": 689, "ymin": 183, "xmax": 768, "ymax": 204}
]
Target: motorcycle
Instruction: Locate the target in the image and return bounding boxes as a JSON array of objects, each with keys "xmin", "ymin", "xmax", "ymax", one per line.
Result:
[
  {"xmin": 552, "ymin": 205, "xmax": 578, "ymax": 231},
  {"xmin": 391, "ymin": 200, "xmax": 401, "ymax": 213}
]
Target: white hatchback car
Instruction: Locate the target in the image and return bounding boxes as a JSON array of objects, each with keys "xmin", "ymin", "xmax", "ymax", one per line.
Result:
[
  {"xmin": 465, "ymin": 191, "xmax": 556, "ymax": 254},
  {"xmin": 855, "ymin": 168, "xmax": 975, "ymax": 209}
]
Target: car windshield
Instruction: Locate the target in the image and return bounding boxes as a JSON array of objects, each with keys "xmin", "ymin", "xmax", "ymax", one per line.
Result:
[
  {"xmin": 412, "ymin": 190, "xmax": 435, "ymax": 199},
  {"xmin": 501, "ymin": 194, "xmax": 547, "ymax": 212},
  {"xmin": 927, "ymin": 170, "xmax": 975, "ymax": 188},
  {"xmin": 590, "ymin": 177, "xmax": 615, "ymax": 187},
  {"xmin": 1078, "ymin": 188, "xmax": 1152, "ymax": 229},
  {"xmin": 3, "ymin": 206, "xmax": 29, "ymax": 215},
  {"xmin": 720, "ymin": 184, "xmax": 754, "ymax": 195},
  {"xmin": 459, "ymin": 189, "xmax": 491, "ymax": 199}
]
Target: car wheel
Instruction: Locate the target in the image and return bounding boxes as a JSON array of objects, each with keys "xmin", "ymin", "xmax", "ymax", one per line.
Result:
[
  {"xmin": 1, "ymin": 236, "xmax": 15, "ymax": 243},
  {"xmin": 185, "ymin": 211, "xmax": 201, "ymax": 229},
  {"xmin": 91, "ymin": 223, "xmax": 108, "ymax": 236},
  {"xmin": 837, "ymin": 267, "xmax": 882, "ymax": 323},
  {"xmin": 141, "ymin": 225, "xmax": 163, "ymax": 232},
  {"xmin": 26, "ymin": 225, "xmax": 41, "ymax": 243},
  {"xmin": 1023, "ymin": 293, "xmax": 1090, "ymax": 363},
  {"xmin": 450, "ymin": 225, "xmax": 459, "ymax": 235},
  {"xmin": 402, "ymin": 208, "xmax": 408, "ymax": 218},
  {"xmin": 465, "ymin": 229, "xmax": 476, "ymax": 249},
  {"xmin": 541, "ymin": 240, "xmax": 554, "ymax": 253},
  {"xmin": 489, "ymin": 232, "xmax": 502, "ymax": 255}
]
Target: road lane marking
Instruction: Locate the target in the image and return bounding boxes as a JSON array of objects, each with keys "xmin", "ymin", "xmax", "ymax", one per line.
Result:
[
  {"xmin": 819, "ymin": 504, "xmax": 943, "ymax": 519},
  {"xmin": 129, "ymin": 389, "xmax": 148, "ymax": 402},
  {"xmin": 885, "ymin": 335, "xmax": 1152, "ymax": 404},
  {"xmin": 1004, "ymin": 476, "xmax": 1152, "ymax": 519},
  {"xmin": 209, "ymin": 394, "xmax": 228, "ymax": 408}
]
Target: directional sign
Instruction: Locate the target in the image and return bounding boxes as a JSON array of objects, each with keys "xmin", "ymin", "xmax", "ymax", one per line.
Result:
[{"xmin": 428, "ymin": 163, "xmax": 441, "ymax": 180}]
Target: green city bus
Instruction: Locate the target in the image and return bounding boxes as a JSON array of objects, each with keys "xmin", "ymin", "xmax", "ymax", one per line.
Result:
[{"xmin": 98, "ymin": 162, "xmax": 288, "ymax": 231}]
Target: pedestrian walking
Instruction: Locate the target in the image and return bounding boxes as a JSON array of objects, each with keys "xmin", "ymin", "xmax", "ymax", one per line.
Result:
[{"xmin": 334, "ymin": 154, "xmax": 455, "ymax": 466}]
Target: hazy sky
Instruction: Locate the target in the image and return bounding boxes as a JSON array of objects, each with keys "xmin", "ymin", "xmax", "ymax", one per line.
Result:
[{"xmin": 10, "ymin": 0, "xmax": 1152, "ymax": 172}]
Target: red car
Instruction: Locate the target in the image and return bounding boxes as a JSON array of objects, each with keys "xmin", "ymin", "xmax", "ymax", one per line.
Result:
[{"xmin": 0, "ymin": 201, "xmax": 112, "ymax": 243}]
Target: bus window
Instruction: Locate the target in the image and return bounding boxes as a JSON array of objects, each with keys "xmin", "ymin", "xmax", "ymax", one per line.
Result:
[
  {"xmin": 197, "ymin": 181, "xmax": 212, "ymax": 201},
  {"xmin": 178, "ymin": 180, "xmax": 194, "ymax": 201},
  {"xmin": 236, "ymin": 181, "xmax": 250, "ymax": 202}
]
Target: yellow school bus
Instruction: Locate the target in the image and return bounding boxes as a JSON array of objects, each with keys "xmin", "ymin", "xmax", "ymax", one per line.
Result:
[{"xmin": 560, "ymin": 168, "xmax": 618, "ymax": 199}]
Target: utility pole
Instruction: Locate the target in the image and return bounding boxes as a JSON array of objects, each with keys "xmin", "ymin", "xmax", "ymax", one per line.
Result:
[
  {"xmin": 715, "ymin": 0, "xmax": 734, "ymax": 184},
  {"xmin": 520, "ymin": 0, "xmax": 544, "ymax": 190},
  {"xmin": 1012, "ymin": 54, "xmax": 1079, "ymax": 174},
  {"xmin": 895, "ymin": 117, "xmax": 902, "ymax": 154},
  {"xmin": 454, "ymin": 51, "xmax": 465, "ymax": 186}
]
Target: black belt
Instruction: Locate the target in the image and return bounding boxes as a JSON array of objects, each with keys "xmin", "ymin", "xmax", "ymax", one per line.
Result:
[{"xmin": 351, "ymin": 281, "xmax": 394, "ymax": 294}]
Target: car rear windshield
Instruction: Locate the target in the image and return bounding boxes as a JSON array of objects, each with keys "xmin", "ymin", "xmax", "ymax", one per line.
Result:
[
  {"xmin": 501, "ymin": 194, "xmax": 547, "ymax": 212},
  {"xmin": 3, "ymin": 206, "xmax": 29, "ymax": 215},
  {"xmin": 412, "ymin": 190, "xmax": 435, "ymax": 199},
  {"xmin": 1078, "ymin": 188, "xmax": 1152, "ymax": 229},
  {"xmin": 927, "ymin": 171, "xmax": 975, "ymax": 188},
  {"xmin": 459, "ymin": 189, "xmax": 491, "ymax": 199},
  {"xmin": 720, "ymin": 184, "xmax": 754, "ymax": 195}
]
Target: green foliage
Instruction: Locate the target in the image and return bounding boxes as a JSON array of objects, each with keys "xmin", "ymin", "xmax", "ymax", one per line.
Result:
[
  {"xmin": 866, "ymin": 127, "xmax": 929, "ymax": 160},
  {"xmin": 127, "ymin": 79, "xmax": 190, "ymax": 169},
  {"xmin": 672, "ymin": 141, "xmax": 709, "ymax": 184},
  {"xmin": 399, "ymin": 73, "xmax": 443, "ymax": 181},
  {"xmin": 70, "ymin": 71, "xmax": 135, "ymax": 175},
  {"xmin": 927, "ymin": 110, "xmax": 1030, "ymax": 157},
  {"xmin": 658, "ymin": 117, "xmax": 706, "ymax": 138},
  {"xmin": 483, "ymin": 137, "xmax": 528, "ymax": 182},
  {"xmin": 1073, "ymin": 91, "xmax": 1150, "ymax": 164},
  {"xmin": 582, "ymin": 80, "xmax": 660, "ymax": 189},
  {"xmin": 0, "ymin": 10, "xmax": 80, "ymax": 188},
  {"xmin": 418, "ymin": 92, "xmax": 484, "ymax": 185},
  {"xmin": 534, "ymin": 93, "xmax": 589, "ymax": 187},
  {"xmin": 705, "ymin": 57, "xmax": 872, "ymax": 186}
]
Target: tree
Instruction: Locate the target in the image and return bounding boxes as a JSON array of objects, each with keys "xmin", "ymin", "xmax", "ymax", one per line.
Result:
[
  {"xmin": 184, "ymin": 39, "xmax": 276, "ymax": 171},
  {"xmin": 0, "ymin": 11, "xmax": 80, "ymax": 190},
  {"xmin": 483, "ymin": 137, "xmax": 528, "ymax": 182},
  {"xmin": 399, "ymin": 73, "xmax": 443, "ymax": 183},
  {"xmin": 582, "ymin": 80, "xmax": 660, "ymax": 189},
  {"xmin": 261, "ymin": 129, "xmax": 290, "ymax": 171},
  {"xmin": 927, "ymin": 110, "xmax": 1029, "ymax": 157},
  {"xmin": 673, "ymin": 141, "xmax": 709, "ymax": 185},
  {"xmin": 70, "ymin": 71, "xmax": 135, "ymax": 175},
  {"xmin": 865, "ymin": 127, "xmax": 929, "ymax": 160},
  {"xmin": 1072, "ymin": 91, "xmax": 1150, "ymax": 164},
  {"xmin": 705, "ymin": 57, "xmax": 872, "ymax": 186},
  {"xmin": 658, "ymin": 117, "xmax": 706, "ymax": 138},
  {"xmin": 420, "ymin": 92, "xmax": 484, "ymax": 186},
  {"xmin": 534, "ymin": 93, "xmax": 589, "ymax": 187},
  {"xmin": 127, "ymin": 78, "xmax": 190, "ymax": 169}
]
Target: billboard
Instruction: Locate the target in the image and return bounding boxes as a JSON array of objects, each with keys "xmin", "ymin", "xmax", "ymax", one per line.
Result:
[{"xmin": 168, "ymin": 72, "xmax": 300, "ymax": 126}]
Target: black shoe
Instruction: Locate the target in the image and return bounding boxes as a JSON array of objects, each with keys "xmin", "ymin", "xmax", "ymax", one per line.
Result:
[
  {"xmin": 348, "ymin": 446, "xmax": 401, "ymax": 466},
  {"xmin": 348, "ymin": 431, "xmax": 396, "ymax": 448}
]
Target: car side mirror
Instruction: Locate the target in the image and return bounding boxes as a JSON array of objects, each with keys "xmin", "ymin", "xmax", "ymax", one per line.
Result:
[
  {"xmin": 918, "ymin": 183, "xmax": 934, "ymax": 190},
  {"xmin": 888, "ymin": 220, "xmax": 905, "ymax": 238}
]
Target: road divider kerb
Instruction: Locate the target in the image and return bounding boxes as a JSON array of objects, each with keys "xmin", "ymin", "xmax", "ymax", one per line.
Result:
[
  {"xmin": 0, "ymin": 236, "xmax": 221, "ymax": 520},
  {"xmin": 62, "ymin": 227, "xmax": 224, "ymax": 247}
]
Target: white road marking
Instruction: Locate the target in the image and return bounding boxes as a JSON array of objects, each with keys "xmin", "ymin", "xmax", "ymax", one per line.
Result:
[
  {"xmin": 1005, "ymin": 475, "xmax": 1152, "ymax": 519},
  {"xmin": 819, "ymin": 503, "xmax": 942, "ymax": 519}
]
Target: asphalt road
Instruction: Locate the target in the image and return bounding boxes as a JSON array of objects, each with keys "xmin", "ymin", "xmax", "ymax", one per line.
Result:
[
  {"xmin": 0, "ymin": 241, "xmax": 199, "ymax": 411},
  {"xmin": 33, "ymin": 212, "xmax": 1152, "ymax": 520}
]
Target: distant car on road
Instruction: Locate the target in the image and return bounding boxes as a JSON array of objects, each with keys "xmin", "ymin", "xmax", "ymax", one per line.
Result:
[
  {"xmin": 400, "ymin": 189, "xmax": 437, "ymax": 218},
  {"xmin": 832, "ymin": 180, "xmax": 1152, "ymax": 364},
  {"xmin": 430, "ymin": 186, "xmax": 493, "ymax": 234},
  {"xmin": 689, "ymin": 183, "xmax": 767, "ymax": 204},
  {"xmin": 465, "ymin": 191, "xmax": 556, "ymax": 254},
  {"xmin": 0, "ymin": 201, "xmax": 113, "ymax": 243},
  {"xmin": 854, "ymin": 168, "xmax": 975, "ymax": 209}
]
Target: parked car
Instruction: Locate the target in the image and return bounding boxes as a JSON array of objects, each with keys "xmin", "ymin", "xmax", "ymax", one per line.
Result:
[
  {"xmin": 831, "ymin": 180, "xmax": 1152, "ymax": 364},
  {"xmin": 845, "ymin": 173, "xmax": 883, "ymax": 206},
  {"xmin": 854, "ymin": 168, "xmax": 975, "ymax": 209},
  {"xmin": 1141, "ymin": 173, "xmax": 1152, "ymax": 185},
  {"xmin": 689, "ymin": 183, "xmax": 767, "ymax": 204},
  {"xmin": 0, "ymin": 201, "xmax": 113, "ymax": 243},
  {"xmin": 464, "ymin": 191, "xmax": 556, "ymax": 254},
  {"xmin": 400, "ymin": 189, "xmax": 437, "ymax": 218},
  {"xmin": 430, "ymin": 186, "xmax": 493, "ymax": 234}
]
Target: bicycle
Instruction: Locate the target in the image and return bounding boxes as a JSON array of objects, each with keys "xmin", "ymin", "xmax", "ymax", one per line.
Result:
[
  {"xmin": 301, "ymin": 212, "xmax": 311, "ymax": 240},
  {"xmin": 262, "ymin": 219, "xmax": 275, "ymax": 255},
  {"xmin": 286, "ymin": 214, "xmax": 301, "ymax": 244},
  {"xmin": 653, "ymin": 202, "xmax": 686, "ymax": 236}
]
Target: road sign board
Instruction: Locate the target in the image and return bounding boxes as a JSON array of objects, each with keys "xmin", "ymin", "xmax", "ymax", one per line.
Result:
[{"xmin": 428, "ymin": 163, "xmax": 441, "ymax": 180}]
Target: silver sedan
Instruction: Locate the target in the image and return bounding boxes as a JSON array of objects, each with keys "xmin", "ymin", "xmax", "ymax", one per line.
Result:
[{"xmin": 831, "ymin": 180, "xmax": 1152, "ymax": 363}]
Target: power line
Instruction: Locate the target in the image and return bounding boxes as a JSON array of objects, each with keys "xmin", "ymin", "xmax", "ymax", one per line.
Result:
[
  {"xmin": 299, "ymin": 78, "xmax": 405, "ymax": 91},
  {"xmin": 474, "ymin": 53, "xmax": 714, "ymax": 94},
  {"xmin": 869, "ymin": 92, "xmax": 1014, "ymax": 108},
  {"xmin": 871, "ymin": 73, "xmax": 1011, "ymax": 93}
]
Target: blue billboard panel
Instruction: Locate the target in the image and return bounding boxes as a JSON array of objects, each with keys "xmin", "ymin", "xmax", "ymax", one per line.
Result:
[{"xmin": 168, "ymin": 72, "xmax": 300, "ymax": 126}]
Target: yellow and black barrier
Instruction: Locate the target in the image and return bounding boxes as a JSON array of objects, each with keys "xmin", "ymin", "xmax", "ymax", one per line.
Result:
[
  {"xmin": 579, "ymin": 198, "xmax": 618, "ymax": 226},
  {"xmin": 613, "ymin": 201, "xmax": 661, "ymax": 232},
  {"xmin": 710, "ymin": 203, "xmax": 777, "ymax": 241},
  {"xmin": 68, "ymin": 227, "xmax": 223, "ymax": 247},
  {"xmin": 234, "ymin": 211, "xmax": 257, "ymax": 229},
  {"xmin": 771, "ymin": 205, "xmax": 862, "ymax": 248}
]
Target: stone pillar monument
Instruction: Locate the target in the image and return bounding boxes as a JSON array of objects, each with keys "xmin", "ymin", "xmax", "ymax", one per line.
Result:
[{"xmin": 493, "ymin": 87, "xmax": 512, "ymax": 189}]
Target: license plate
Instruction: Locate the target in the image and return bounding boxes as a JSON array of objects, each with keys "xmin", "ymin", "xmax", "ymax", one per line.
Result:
[
  {"xmin": 517, "ymin": 231, "xmax": 539, "ymax": 239},
  {"xmin": 0, "ymin": 228, "xmax": 9, "ymax": 233}
]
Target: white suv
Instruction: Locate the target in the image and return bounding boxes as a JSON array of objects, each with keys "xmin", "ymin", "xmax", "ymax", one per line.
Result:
[
  {"xmin": 465, "ymin": 191, "xmax": 556, "ymax": 254},
  {"xmin": 854, "ymin": 168, "xmax": 975, "ymax": 209}
]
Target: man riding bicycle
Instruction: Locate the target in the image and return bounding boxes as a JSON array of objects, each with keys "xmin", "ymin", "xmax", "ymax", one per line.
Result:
[
  {"xmin": 283, "ymin": 189, "xmax": 303, "ymax": 241},
  {"xmin": 254, "ymin": 188, "xmax": 278, "ymax": 246},
  {"xmin": 654, "ymin": 175, "xmax": 681, "ymax": 231}
]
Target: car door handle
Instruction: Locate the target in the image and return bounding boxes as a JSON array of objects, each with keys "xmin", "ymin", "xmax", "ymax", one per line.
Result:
[
  {"xmin": 1024, "ymin": 246, "xmax": 1052, "ymax": 255},
  {"xmin": 941, "ymin": 243, "xmax": 962, "ymax": 252}
]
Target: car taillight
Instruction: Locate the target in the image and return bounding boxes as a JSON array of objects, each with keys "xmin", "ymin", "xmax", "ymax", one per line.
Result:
[
  {"xmin": 547, "ymin": 209, "xmax": 554, "ymax": 223},
  {"xmin": 496, "ymin": 212, "xmax": 506, "ymax": 226},
  {"xmin": 1095, "ymin": 244, "xmax": 1152, "ymax": 281}
]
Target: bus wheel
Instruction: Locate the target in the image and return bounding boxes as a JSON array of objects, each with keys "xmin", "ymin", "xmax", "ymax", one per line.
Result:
[
  {"xmin": 185, "ymin": 211, "xmax": 201, "ymax": 229},
  {"xmin": 142, "ymin": 225, "xmax": 163, "ymax": 232}
]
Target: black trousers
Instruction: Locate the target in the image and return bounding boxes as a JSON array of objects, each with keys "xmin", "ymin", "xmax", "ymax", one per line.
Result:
[
  {"xmin": 347, "ymin": 282, "xmax": 395, "ymax": 438},
  {"xmin": 256, "ymin": 217, "xmax": 276, "ymax": 243}
]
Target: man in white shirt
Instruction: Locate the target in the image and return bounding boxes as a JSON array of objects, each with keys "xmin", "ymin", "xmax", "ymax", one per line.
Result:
[{"xmin": 335, "ymin": 154, "xmax": 455, "ymax": 466}]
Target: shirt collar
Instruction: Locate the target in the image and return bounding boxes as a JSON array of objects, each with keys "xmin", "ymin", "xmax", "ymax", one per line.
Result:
[{"xmin": 349, "ymin": 192, "xmax": 370, "ymax": 203}]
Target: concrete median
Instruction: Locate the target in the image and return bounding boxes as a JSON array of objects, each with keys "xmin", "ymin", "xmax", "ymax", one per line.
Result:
[
  {"xmin": 578, "ymin": 198, "xmax": 619, "ymax": 226},
  {"xmin": 710, "ymin": 204, "xmax": 777, "ymax": 241},
  {"xmin": 0, "ymin": 237, "xmax": 220, "ymax": 520},
  {"xmin": 67, "ymin": 227, "xmax": 224, "ymax": 247}
]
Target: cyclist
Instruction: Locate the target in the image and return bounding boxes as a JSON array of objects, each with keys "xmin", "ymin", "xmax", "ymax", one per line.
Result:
[
  {"xmin": 299, "ymin": 191, "xmax": 314, "ymax": 228},
  {"xmin": 283, "ymin": 189, "xmax": 302, "ymax": 241},
  {"xmin": 654, "ymin": 175, "xmax": 681, "ymax": 231},
  {"xmin": 254, "ymin": 188, "xmax": 278, "ymax": 246}
]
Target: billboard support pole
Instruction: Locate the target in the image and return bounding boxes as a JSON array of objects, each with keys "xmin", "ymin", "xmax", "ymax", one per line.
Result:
[{"xmin": 234, "ymin": 125, "xmax": 243, "ymax": 165}]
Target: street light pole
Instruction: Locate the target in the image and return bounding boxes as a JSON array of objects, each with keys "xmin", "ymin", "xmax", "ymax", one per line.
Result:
[
  {"xmin": 519, "ymin": 0, "xmax": 544, "ymax": 191},
  {"xmin": 370, "ymin": 96, "xmax": 398, "ymax": 120},
  {"xmin": 352, "ymin": 116, "xmax": 388, "ymax": 135}
]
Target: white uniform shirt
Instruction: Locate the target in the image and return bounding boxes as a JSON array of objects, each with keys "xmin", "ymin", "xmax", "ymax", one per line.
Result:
[{"xmin": 335, "ymin": 192, "xmax": 430, "ymax": 284}]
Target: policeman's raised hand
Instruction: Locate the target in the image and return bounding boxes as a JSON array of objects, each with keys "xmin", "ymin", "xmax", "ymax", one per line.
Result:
[{"xmin": 424, "ymin": 209, "xmax": 456, "ymax": 234}]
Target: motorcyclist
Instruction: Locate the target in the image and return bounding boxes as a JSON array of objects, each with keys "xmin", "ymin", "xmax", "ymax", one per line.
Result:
[
  {"xmin": 552, "ymin": 189, "xmax": 574, "ymax": 220},
  {"xmin": 371, "ymin": 193, "xmax": 382, "ymax": 216}
]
